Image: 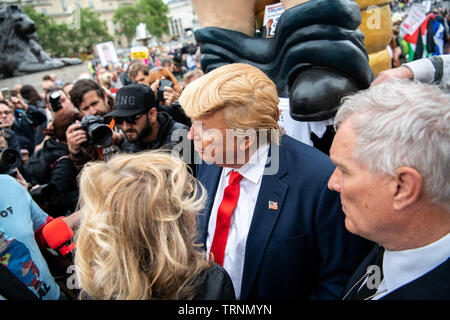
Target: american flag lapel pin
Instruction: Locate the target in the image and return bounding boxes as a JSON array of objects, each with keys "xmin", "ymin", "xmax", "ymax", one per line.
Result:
[{"xmin": 268, "ymin": 200, "xmax": 278, "ymax": 211}]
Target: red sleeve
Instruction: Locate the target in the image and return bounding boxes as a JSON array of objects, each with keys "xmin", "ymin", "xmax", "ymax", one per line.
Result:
[{"xmin": 34, "ymin": 216, "xmax": 54, "ymax": 248}]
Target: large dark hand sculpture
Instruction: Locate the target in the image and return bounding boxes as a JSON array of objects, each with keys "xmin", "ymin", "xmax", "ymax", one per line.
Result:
[
  {"xmin": 195, "ymin": 0, "xmax": 374, "ymax": 121},
  {"xmin": 0, "ymin": 5, "xmax": 81, "ymax": 79}
]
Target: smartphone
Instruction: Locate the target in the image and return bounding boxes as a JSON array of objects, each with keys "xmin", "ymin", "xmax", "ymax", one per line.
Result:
[{"xmin": 1, "ymin": 88, "xmax": 11, "ymax": 100}]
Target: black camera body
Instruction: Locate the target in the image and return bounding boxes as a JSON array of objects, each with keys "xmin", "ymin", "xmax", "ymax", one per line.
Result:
[
  {"xmin": 80, "ymin": 115, "xmax": 113, "ymax": 147},
  {"xmin": 30, "ymin": 183, "xmax": 57, "ymax": 205},
  {"xmin": 157, "ymin": 79, "xmax": 173, "ymax": 103},
  {"xmin": 49, "ymin": 90, "xmax": 63, "ymax": 113},
  {"xmin": 0, "ymin": 148, "xmax": 21, "ymax": 174}
]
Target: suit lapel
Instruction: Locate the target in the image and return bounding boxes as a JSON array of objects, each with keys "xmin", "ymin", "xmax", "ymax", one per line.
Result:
[
  {"xmin": 341, "ymin": 244, "xmax": 380, "ymax": 300},
  {"xmin": 240, "ymin": 140, "xmax": 289, "ymax": 299},
  {"xmin": 196, "ymin": 163, "xmax": 223, "ymax": 246}
]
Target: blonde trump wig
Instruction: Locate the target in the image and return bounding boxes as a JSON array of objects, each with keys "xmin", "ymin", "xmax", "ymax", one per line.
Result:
[
  {"xmin": 75, "ymin": 151, "xmax": 209, "ymax": 299},
  {"xmin": 179, "ymin": 63, "xmax": 282, "ymax": 144}
]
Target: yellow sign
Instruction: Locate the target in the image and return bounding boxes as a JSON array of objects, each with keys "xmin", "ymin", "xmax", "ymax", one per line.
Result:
[
  {"xmin": 130, "ymin": 46, "xmax": 149, "ymax": 60},
  {"xmin": 130, "ymin": 51, "xmax": 148, "ymax": 59}
]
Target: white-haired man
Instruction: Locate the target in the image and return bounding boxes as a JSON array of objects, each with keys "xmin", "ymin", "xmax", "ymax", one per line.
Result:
[{"xmin": 328, "ymin": 79, "xmax": 450, "ymax": 300}]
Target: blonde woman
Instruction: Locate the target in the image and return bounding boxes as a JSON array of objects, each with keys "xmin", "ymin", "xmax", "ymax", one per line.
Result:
[{"xmin": 74, "ymin": 151, "xmax": 235, "ymax": 300}]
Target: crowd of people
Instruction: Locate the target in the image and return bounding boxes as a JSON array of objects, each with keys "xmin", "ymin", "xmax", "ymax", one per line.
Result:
[
  {"xmin": 0, "ymin": 35, "xmax": 448, "ymax": 301},
  {"xmin": 388, "ymin": 0, "xmax": 450, "ymax": 68}
]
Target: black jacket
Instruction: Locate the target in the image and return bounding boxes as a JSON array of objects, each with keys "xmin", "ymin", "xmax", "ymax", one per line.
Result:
[
  {"xmin": 12, "ymin": 105, "xmax": 47, "ymax": 151},
  {"xmin": 193, "ymin": 263, "xmax": 236, "ymax": 300},
  {"xmin": 1, "ymin": 128, "xmax": 21, "ymax": 154},
  {"xmin": 24, "ymin": 138, "xmax": 79, "ymax": 216},
  {"xmin": 121, "ymin": 111, "xmax": 189, "ymax": 153},
  {"xmin": 158, "ymin": 101, "xmax": 191, "ymax": 127}
]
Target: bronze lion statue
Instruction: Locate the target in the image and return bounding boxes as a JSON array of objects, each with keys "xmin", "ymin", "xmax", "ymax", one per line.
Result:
[{"xmin": 0, "ymin": 5, "xmax": 81, "ymax": 79}]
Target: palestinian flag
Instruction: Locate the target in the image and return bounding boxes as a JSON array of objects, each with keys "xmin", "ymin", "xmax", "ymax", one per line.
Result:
[{"xmin": 403, "ymin": 13, "xmax": 445, "ymax": 62}]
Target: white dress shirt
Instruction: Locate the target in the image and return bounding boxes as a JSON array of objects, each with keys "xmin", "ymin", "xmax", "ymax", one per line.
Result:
[
  {"xmin": 206, "ymin": 143, "xmax": 269, "ymax": 299},
  {"xmin": 372, "ymin": 232, "xmax": 450, "ymax": 300}
]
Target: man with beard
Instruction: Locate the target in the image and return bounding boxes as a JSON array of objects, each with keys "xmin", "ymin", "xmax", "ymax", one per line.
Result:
[
  {"xmin": 106, "ymin": 84, "xmax": 189, "ymax": 155},
  {"xmin": 65, "ymin": 79, "xmax": 123, "ymax": 171}
]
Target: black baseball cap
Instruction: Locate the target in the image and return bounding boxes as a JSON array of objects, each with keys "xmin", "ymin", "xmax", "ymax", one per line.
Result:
[{"xmin": 106, "ymin": 84, "xmax": 156, "ymax": 118}]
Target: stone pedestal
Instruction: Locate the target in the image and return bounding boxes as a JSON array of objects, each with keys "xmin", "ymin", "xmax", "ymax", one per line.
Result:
[{"xmin": 0, "ymin": 63, "xmax": 90, "ymax": 93}]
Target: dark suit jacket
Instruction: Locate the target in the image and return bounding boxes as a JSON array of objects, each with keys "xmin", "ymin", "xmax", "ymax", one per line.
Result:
[
  {"xmin": 195, "ymin": 134, "xmax": 371, "ymax": 300},
  {"xmin": 343, "ymin": 245, "xmax": 450, "ymax": 300}
]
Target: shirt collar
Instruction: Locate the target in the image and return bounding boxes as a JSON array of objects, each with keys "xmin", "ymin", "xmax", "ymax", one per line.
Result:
[
  {"xmin": 223, "ymin": 143, "xmax": 270, "ymax": 185},
  {"xmin": 383, "ymin": 233, "xmax": 450, "ymax": 293}
]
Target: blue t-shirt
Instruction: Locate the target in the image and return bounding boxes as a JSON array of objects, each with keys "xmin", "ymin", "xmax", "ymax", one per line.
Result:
[{"xmin": 0, "ymin": 174, "xmax": 60, "ymax": 300}]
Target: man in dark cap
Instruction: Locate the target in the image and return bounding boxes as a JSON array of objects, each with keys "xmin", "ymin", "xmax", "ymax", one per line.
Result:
[
  {"xmin": 106, "ymin": 84, "xmax": 189, "ymax": 154},
  {"xmin": 171, "ymin": 55, "xmax": 187, "ymax": 83}
]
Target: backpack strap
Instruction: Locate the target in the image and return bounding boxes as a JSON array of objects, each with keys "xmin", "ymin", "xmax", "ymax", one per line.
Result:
[{"xmin": 50, "ymin": 155, "xmax": 70, "ymax": 173}]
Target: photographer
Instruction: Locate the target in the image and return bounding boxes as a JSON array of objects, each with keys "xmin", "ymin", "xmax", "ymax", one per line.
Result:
[
  {"xmin": 0, "ymin": 96, "xmax": 47, "ymax": 154},
  {"xmin": 65, "ymin": 79, "xmax": 123, "ymax": 171},
  {"xmin": 24, "ymin": 108, "xmax": 80, "ymax": 218},
  {"xmin": 148, "ymin": 67, "xmax": 191, "ymax": 127},
  {"xmin": 45, "ymin": 86, "xmax": 77, "ymax": 117},
  {"xmin": 20, "ymin": 85, "xmax": 46, "ymax": 110},
  {"xmin": 32, "ymin": 87, "xmax": 77, "ymax": 153},
  {"xmin": 106, "ymin": 84, "xmax": 188, "ymax": 154}
]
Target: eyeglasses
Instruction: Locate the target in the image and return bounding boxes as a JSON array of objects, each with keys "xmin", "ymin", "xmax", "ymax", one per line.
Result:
[
  {"xmin": 0, "ymin": 111, "xmax": 12, "ymax": 116},
  {"xmin": 114, "ymin": 113, "xmax": 145, "ymax": 125}
]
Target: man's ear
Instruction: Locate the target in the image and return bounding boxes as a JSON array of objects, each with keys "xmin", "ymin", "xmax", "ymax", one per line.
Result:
[
  {"xmin": 148, "ymin": 107, "xmax": 158, "ymax": 123},
  {"xmin": 392, "ymin": 166, "xmax": 423, "ymax": 211}
]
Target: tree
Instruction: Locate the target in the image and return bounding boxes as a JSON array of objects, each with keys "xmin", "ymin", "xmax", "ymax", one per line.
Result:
[
  {"xmin": 69, "ymin": 8, "xmax": 113, "ymax": 55},
  {"xmin": 113, "ymin": 0, "xmax": 169, "ymax": 43},
  {"xmin": 22, "ymin": 6, "xmax": 72, "ymax": 57},
  {"xmin": 138, "ymin": 0, "xmax": 169, "ymax": 39},
  {"xmin": 113, "ymin": 5, "xmax": 141, "ymax": 43}
]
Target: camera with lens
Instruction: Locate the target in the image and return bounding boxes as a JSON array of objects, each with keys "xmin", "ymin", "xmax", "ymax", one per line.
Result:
[
  {"xmin": 80, "ymin": 115, "xmax": 113, "ymax": 147},
  {"xmin": 0, "ymin": 148, "xmax": 21, "ymax": 175},
  {"xmin": 30, "ymin": 183, "xmax": 58, "ymax": 205},
  {"xmin": 49, "ymin": 90, "xmax": 63, "ymax": 113},
  {"xmin": 157, "ymin": 79, "xmax": 173, "ymax": 103}
]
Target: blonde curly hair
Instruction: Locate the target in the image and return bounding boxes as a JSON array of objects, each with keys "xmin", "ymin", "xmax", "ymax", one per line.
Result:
[{"xmin": 74, "ymin": 151, "xmax": 209, "ymax": 299}]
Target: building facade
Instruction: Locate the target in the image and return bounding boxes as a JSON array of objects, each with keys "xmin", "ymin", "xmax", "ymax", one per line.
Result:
[{"xmin": 166, "ymin": 0, "xmax": 199, "ymax": 39}]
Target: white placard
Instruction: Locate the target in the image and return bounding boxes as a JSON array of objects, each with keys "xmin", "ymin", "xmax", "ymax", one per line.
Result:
[
  {"xmin": 96, "ymin": 41, "xmax": 119, "ymax": 67},
  {"xmin": 400, "ymin": 4, "xmax": 427, "ymax": 37}
]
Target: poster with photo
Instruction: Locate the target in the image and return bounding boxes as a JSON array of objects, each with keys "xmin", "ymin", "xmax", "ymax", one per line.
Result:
[
  {"xmin": 262, "ymin": 2, "xmax": 285, "ymax": 38},
  {"xmin": 96, "ymin": 41, "xmax": 119, "ymax": 66}
]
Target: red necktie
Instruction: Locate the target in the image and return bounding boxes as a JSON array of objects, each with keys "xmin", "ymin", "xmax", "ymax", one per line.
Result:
[{"xmin": 209, "ymin": 170, "xmax": 243, "ymax": 266}]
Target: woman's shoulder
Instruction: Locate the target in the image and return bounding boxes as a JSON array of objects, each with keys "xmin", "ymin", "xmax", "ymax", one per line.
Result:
[{"xmin": 193, "ymin": 263, "xmax": 236, "ymax": 300}]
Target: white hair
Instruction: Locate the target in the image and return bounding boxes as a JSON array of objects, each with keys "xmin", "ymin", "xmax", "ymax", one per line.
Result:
[{"xmin": 335, "ymin": 79, "xmax": 450, "ymax": 211}]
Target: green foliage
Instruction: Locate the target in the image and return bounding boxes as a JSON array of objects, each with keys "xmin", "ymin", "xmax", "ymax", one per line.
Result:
[
  {"xmin": 113, "ymin": 0, "xmax": 169, "ymax": 42},
  {"xmin": 113, "ymin": 5, "xmax": 141, "ymax": 42},
  {"xmin": 70, "ymin": 8, "xmax": 113, "ymax": 54},
  {"xmin": 21, "ymin": 6, "xmax": 112, "ymax": 57}
]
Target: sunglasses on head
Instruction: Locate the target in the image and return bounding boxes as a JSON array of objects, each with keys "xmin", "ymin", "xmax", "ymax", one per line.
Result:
[{"xmin": 114, "ymin": 112, "xmax": 145, "ymax": 125}]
